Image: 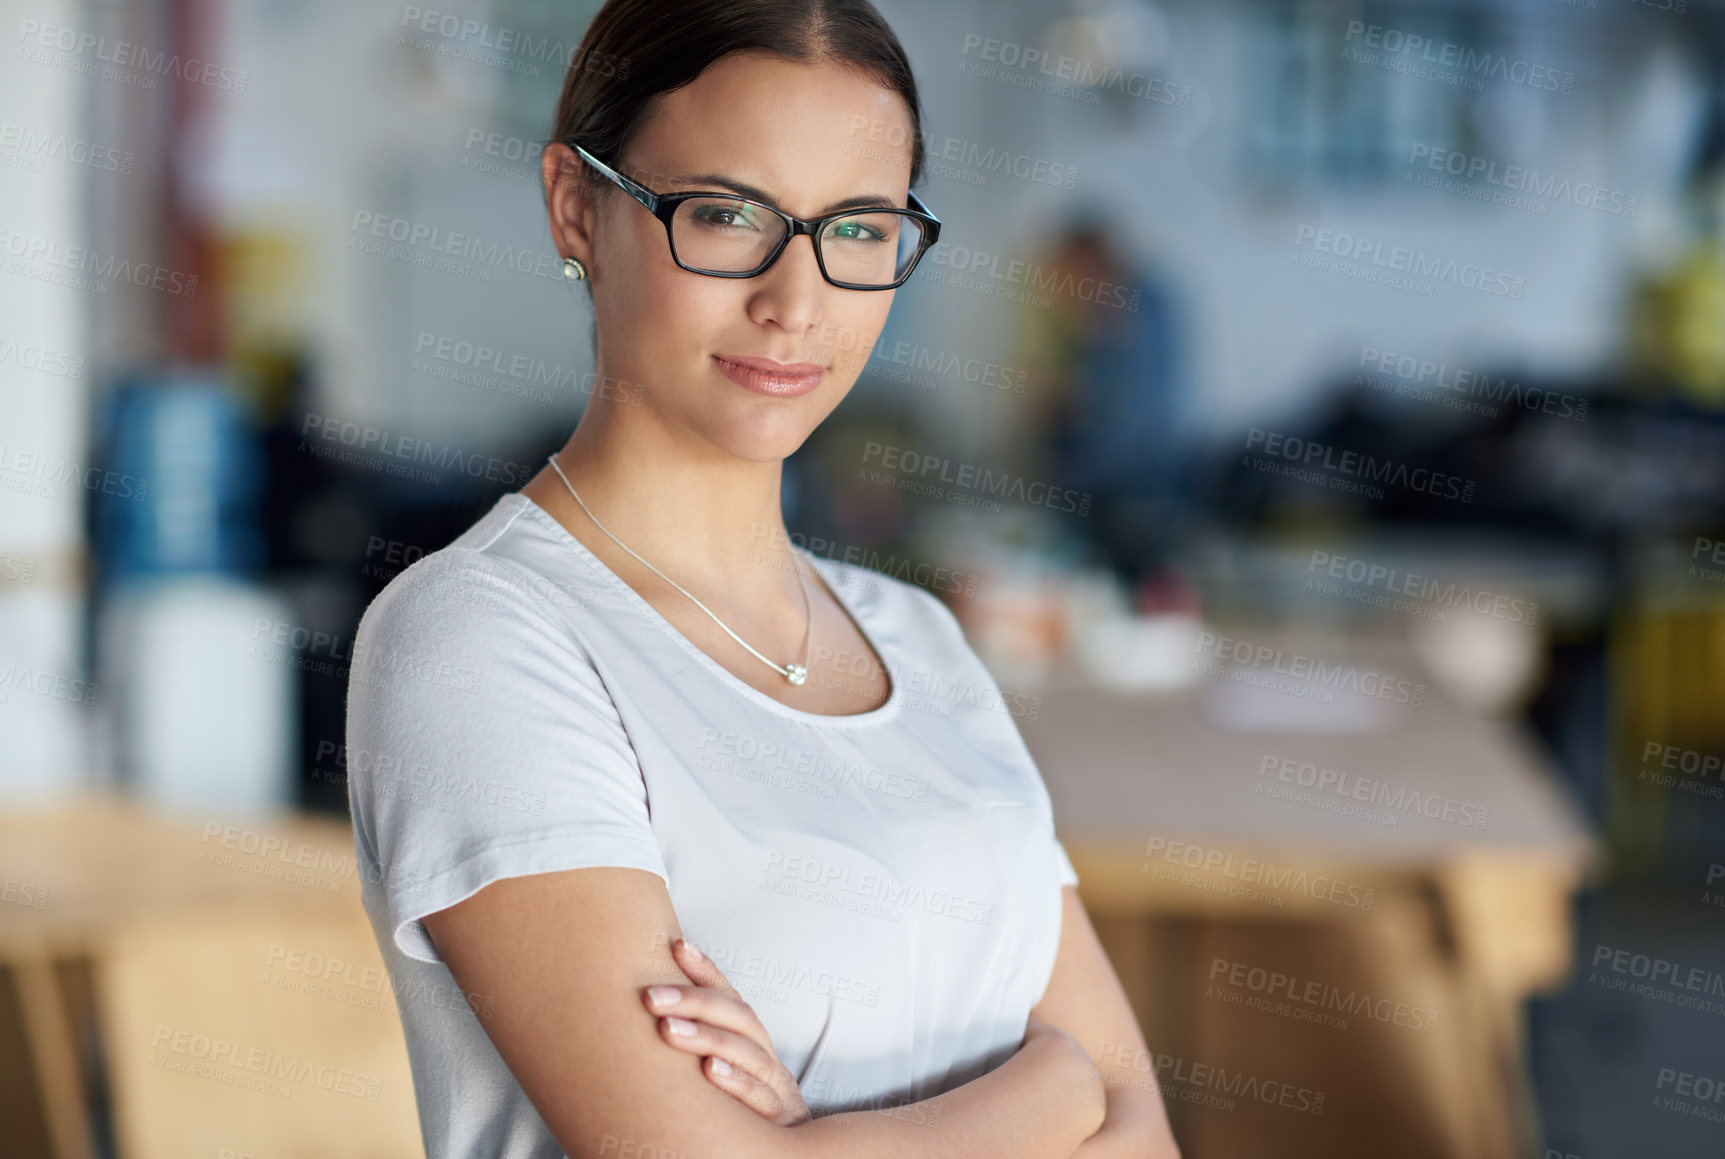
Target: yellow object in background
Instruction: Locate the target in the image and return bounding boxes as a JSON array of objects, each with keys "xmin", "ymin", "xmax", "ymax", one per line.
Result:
[{"xmin": 1628, "ymin": 180, "xmax": 1725, "ymax": 409}]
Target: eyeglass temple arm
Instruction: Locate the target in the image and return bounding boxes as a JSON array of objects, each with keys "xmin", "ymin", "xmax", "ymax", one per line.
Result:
[
  {"xmin": 579, "ymin": 141, "xmax": 936, "ymax": 221},
  {"xmin": 907, "ymin": 188, "xmax": 939, "ymax": 224},
  {"xmin": 573, "ymin": 144, "xmax": 660, "ymax": 213}
]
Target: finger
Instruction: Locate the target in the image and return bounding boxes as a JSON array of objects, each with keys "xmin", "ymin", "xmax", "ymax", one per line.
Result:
[
  {"xmin": 703, "ymin": 1055, "xmax": 797, "ymax": 1123},
  {"xmin": 643, "ymin": 984, "xmax": 769, "ymax": 1043},
  {"xmin": 672, "ymin": 938, "xmax": 739, "ymax": 994},
  {"xmin": 655, "ymin": 1017, "xmax": 779, "ymax": 1083}
]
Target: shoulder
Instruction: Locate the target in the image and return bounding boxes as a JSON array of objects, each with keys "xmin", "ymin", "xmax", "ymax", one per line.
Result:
[
  {"xmin": 348, "ymin": 527, "xmax": 607, "ymax": 710},
  {"xmin": 810, "ymin": 553, "xmax": 968, "ymax": 641},
  {"xmin": 354, "ymin": 499, "xmax": 595, "ymax": 657}
]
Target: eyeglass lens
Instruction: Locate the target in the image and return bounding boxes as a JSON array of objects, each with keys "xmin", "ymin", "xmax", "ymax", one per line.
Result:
[{"xmin": 670, "ymin": 197, "xmax": 927, "ymax": 285}]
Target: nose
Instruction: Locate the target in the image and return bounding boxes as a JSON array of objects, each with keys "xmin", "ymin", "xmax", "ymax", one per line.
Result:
[{"xmin": 746, "ymin": 231, "xmax": 827, "ymax": 333}]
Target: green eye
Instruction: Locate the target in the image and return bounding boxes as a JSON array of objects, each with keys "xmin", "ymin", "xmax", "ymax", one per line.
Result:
[{"xmin": 825, "ymin": 218, "xmax": 890, "ymax": 244}]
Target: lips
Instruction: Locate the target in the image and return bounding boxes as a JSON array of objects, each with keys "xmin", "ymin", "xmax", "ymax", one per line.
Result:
[{"xmin": 712, "ymin": 354, "xmax": 825, "ymax": 398}]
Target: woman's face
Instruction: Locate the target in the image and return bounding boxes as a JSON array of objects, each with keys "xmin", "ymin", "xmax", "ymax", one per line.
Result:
[{"xmin": 551, "ymin": 51, "xmax": 918, "ymax": 463}]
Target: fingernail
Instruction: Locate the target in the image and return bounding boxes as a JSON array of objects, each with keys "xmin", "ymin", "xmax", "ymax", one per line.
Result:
[
  {"xmin": 666, "ymin": 1016, "xmax": 697, "ymax": 1037},
  {"xmin": 711, "ymin": 1058, "xmax": 732, "ymax": 1076},
  {"xmin": 647, "ymin": 986, "xmax": 680, "ymax": 1007},
  {"xmin": 678, "ymin": 939, "xmax": 704, "ymax": 961}
]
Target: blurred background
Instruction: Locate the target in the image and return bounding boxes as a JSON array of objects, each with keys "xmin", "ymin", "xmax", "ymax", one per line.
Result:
[{"xmin": 3, "ymin": 0, "xmax": 1724, "ymax": 1155}]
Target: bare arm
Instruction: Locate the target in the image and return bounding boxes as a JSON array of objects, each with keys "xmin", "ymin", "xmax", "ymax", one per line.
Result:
[
  {"xmin": 1030, "ymin": 886, "xmax": 1182, "ymax": 1159},
  {"xmin": 421, "ymin": 866, "xmax": 1107, "ymax": 1159}
]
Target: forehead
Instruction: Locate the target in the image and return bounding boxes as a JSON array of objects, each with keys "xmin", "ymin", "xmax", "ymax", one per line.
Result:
[{"xmin": 626, "ymin": 51, "xmax": 915, "ymax": 212}]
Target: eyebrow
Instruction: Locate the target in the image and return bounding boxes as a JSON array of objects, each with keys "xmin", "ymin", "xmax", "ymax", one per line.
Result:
[{"xmin": 664, "ymin": 173, "xmax": 899, "ymax": 215}]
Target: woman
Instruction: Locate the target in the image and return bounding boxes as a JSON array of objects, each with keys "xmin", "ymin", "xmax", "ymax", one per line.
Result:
[{"xmin": 345, "ymin": 1, "xmax": 1179, "ymax": 1156}]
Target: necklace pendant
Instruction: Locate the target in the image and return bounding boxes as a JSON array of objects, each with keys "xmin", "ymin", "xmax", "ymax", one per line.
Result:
[{"xmin": 784, "ymin": 664, "xmax": 808, "ymax": 686}]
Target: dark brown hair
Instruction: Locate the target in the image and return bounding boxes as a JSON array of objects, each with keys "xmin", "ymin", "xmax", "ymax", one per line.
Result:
[{"xmin": 545, "ymin": 0, "xmax": 926, "ymax": 202}]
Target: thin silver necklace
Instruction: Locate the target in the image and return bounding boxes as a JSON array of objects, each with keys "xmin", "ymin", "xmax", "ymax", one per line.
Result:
[{"xmin": 546, "ymin": 452, "xmax": 813, "ymax": 685}]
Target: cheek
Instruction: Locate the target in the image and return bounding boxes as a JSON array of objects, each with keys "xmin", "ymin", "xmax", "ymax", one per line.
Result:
[
  {"xmin": 602, "ymin": 260, "xmax": 711, "ymax": 350},
  {"xmin": 815, "ymin": 300, "xmax": 893, "ymax": 377}
]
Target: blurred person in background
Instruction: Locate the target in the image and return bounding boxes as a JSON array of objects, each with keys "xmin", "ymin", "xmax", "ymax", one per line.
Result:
[
  {"xmin": 342, "ymin": 1, "xmax": 1180, "ymax": 1157},
  {"xmin": 1019, "ymin": 214, "xmax": 1190, "ymax": 591}
]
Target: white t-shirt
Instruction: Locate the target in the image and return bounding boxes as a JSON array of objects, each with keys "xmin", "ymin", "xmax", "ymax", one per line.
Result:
[{"xmin": 344, "ymin": 491, "xmax": 1078, "ymax": 1159}]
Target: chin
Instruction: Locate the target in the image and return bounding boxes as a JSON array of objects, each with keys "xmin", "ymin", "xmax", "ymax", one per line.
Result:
[{"xmin": 703, "ymin": 414, "xmax": 823, "ymax": 463}]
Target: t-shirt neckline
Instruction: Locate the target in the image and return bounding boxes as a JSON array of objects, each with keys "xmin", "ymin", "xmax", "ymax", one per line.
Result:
[{"xmin": 509, "ymin": 492, "xmax": 904, "ymax": 727}]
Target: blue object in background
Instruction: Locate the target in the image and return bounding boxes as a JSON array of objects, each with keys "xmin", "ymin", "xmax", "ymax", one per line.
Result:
[
  {"xmin": 90, "ymin": 369, "xmax": 296, "ymax": 818},
  {"xmin": 94, "ymin": 370, "xmax": 266, "ymax": 581}
]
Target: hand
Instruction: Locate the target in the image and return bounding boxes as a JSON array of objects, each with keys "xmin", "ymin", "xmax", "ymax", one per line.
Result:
[{"xmin": 641, "ymin": 937, "xmax": 813, "ymax": 1126}]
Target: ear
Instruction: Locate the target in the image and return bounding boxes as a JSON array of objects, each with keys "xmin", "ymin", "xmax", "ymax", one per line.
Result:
[{"xmin": 542, "ymin": 142, "xmax": 599, "ymax": 266}]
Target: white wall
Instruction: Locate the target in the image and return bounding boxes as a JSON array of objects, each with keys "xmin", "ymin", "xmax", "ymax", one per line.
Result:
[{"xmin": 0, "ymin": 0, "xmax": 97, "ymax": 799}]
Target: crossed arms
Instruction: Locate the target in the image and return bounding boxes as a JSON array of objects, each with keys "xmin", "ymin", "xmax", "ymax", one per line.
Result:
[{"xmin": 421, "ymin": 867, "xmax": 1180, "ymax": 1159}]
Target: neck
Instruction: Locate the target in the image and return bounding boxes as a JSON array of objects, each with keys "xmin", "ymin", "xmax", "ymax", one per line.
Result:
[{"xmin": 531, "ymin": 381, "xmax": 805, "ymax": 602}]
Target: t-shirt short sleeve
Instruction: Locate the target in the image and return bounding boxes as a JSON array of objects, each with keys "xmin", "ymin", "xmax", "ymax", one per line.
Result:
[
  {"xmin": 1052, "ymin": 835, "xmax": 1079, "ymax": 888},
  {"xmin": 344, "ymin": 550, "xmax": 668, "ymax": 965}
]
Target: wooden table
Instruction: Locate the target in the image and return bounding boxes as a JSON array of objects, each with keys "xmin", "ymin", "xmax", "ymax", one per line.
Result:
[
  {"xmin": 0, "ymin": 796, "xmax": 422, "ymax": 1159},
  {"xmin": 1018, "ymin": 630, "xmax": 1600, "ymax": 1159}
]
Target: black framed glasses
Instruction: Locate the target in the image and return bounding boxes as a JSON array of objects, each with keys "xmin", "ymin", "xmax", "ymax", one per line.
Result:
[{"xmin": 571, "ymin": 143, "xmax": 942, "ymax": 291}]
